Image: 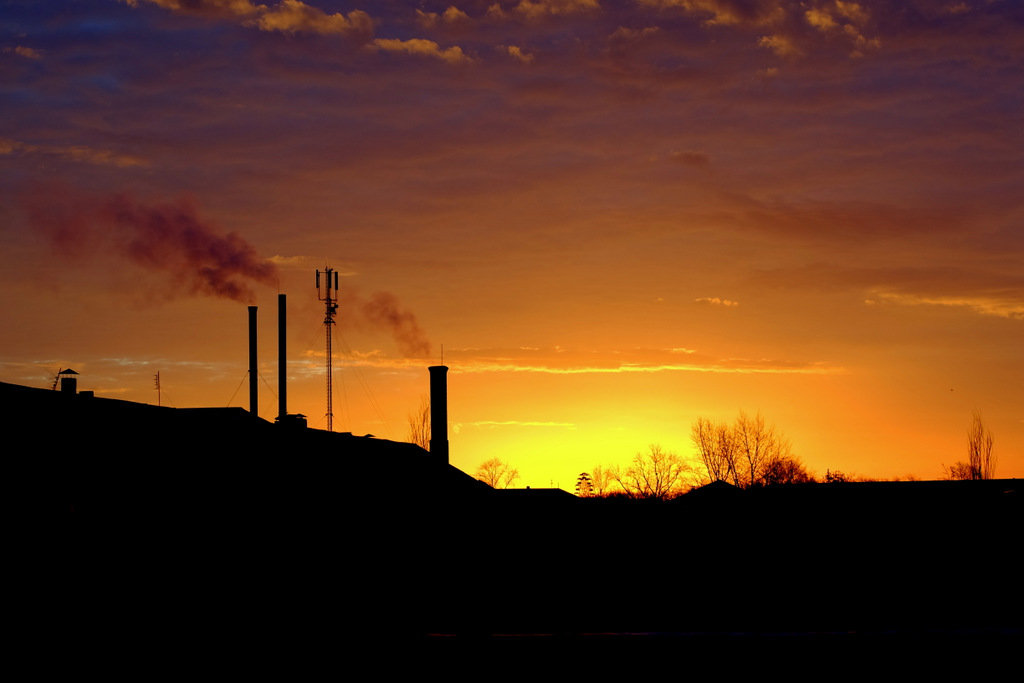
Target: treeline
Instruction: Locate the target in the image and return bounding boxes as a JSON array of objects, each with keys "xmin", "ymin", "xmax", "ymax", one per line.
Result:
[
  {"xmin": 572, "ymin": 411, "xmax": 898, "ymax": 499},
  {"xmin": 458, "ymin": 410, "xmax": 1000, "ymax": 495}
]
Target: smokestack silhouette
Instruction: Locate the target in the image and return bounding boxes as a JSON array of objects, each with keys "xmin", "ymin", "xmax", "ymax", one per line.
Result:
[
  {"xmin": 31, "ymin": 191, "xmax": 278, "ymax": 303},
  {"xmin": 429, "ymin": 365, "xmax": 448, "ymax": 465},
  {"xmin": 278, "ymin": 293, "xmax": 286, "ymax": 421},
  {"xmin": 249, "ymin": 305, "xmax": 258, "ymax": 417}
]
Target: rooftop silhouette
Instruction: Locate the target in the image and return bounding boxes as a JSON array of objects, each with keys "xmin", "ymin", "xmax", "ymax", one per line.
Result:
[{"xmin": 10, "ymin": 376, "xmax": 1021, "ymax": 646}]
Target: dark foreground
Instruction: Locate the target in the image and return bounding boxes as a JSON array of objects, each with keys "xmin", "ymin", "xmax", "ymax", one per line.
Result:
[{"xmin": 9, "ymin": 380, "xmax": 1021, "ymax": 662}]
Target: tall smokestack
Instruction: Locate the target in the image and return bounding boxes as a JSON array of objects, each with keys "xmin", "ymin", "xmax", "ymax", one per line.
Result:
[
  {"xmin": 278, "ymin": 293, "xmax": 286, "ymax": 421},
  {"xmin": 248, "ymin": 305, "xmax": 258, "ymax": 417},
  {"xmin": 428, "ymin": 365, "xmax": 449, "ymax": 465}
]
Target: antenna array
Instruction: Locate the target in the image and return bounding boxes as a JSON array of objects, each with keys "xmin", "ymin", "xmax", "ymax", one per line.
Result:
[{"xmin": 316, "ymin": 268, "xmax": 340, "ymax": 431}]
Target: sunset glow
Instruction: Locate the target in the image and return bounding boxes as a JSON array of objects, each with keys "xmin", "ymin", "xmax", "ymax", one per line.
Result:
[{"xmin": 2, "ymin": 1, "xmax": 1021, "ymax": 486}]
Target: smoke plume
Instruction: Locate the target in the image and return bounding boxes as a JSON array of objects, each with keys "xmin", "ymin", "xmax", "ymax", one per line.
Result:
[
  {"xmin": 360, "ymin": 291, "xmax": 432, "ymax": 357},
  {"xmin": 30, "ymin": 191, "xmax": 278, "ymax": 302}
]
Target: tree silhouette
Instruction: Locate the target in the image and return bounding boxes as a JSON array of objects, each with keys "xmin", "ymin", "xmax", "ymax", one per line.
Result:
[
  {"xmin": 590, "ymin": 465, "xmax": 614, "ymax": 496},
  {"xmin": 609, "ymin": 444, "xmax": 693, "ymax": 500},
  {"xmin": 967, "ymin": 412, "xmax": 996, "ymax": 479},
  {"xmin": 575, "ymin": 472, "xmax": 594, "ymax": 497},
  {"xmin": 824, "ymin": 469, "xmax": 851, "ymax": 483},
  {"xmin": 407, "ymin": 395, "xmax": 430, "ymax": 450},
  {"xmin": 761, "ymin": 455, "xmax": 814, "ymax": 485},
  {"xmin": 734, "ymin": 411, "xmax": 792, "ymax": 488},
  {"xmin": 692, "ymin": 412, "xmax": 802, "ymax": 488},
  {"xmin": 691, "ymin": 416, "xmax": 739, "ymax": 486},
  {"xmin": 476, "ymin": 458, "xmax": 520, "ymax": 488},
  {"xmin": 946, "ymin": 412, "xmax": 996, "ymax": 480}
]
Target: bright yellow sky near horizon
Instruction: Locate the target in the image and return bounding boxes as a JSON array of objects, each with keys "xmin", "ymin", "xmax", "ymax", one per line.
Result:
[{"xmin": 2, "ymin": 1, "xmax": 1022, "ymax": 486}]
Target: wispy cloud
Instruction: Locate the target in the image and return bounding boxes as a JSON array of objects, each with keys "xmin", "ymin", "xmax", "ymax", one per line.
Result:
[
  {"xmin": 318, "ymin": 347, "xmax": 840, "ymax": 376},
  {"xmin": 459, "ymin": 420, "xmax": 578, "ymax": 429},
  {"xmin": 1, "ymin": 138, "xmax": 147, "ymax": 168},
  {"xmin": 870, "ymin": 291, "xmax": 1024, "ymax": 320},
  {"xmin": 670, "ymin": 150, "xmax": 711, "ymax": 167},
  {"xmin": 453, "ymin": 361, "xmax": 838, "ymax": 375},
  {"xmin": 695, "ymin": 297, "xmax": 739, "ymax": 307}
]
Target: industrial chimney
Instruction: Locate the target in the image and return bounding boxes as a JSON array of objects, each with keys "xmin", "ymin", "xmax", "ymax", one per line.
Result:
[
  {"xmin": 428, "ymin": 365, "xmax": 449, "ymax": 465},
  {"xmin": 248, "ymin": 305, "xmax": 258, "ymax": 416},
  {"xmin": 278, "ymin": 293, "xmax": 286, "ymax": 421}
]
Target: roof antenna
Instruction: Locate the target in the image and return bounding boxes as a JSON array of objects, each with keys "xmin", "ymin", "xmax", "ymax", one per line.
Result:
[{"xmin": 441, "ymin": 343, "xmax": 444, "ymax": 365}]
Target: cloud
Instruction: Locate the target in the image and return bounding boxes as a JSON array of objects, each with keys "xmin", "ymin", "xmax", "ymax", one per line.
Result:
[
  {"xmin": 670, "ymin": 150, "xmax": 711, "ymax": 167},
  {"xmin": 758, "ymin": 33, "xmax": 802, "ymax": 57},
  {"xmin": 805, "ymin": 7, "xmax": 838, "ymax": 30},
  {"xmin": 416, "ymin": 6, "xmax": 471, "ymax": 29},
  {"xmin": 870, "ymin": 291, "xmax": 1024, "ymax": 320},
  {"xmin": 695, "ymin": 297, "xmax": 739, "ymax": 307},
  {"xmin": 256, "ymin": 1, "xmax": 373, "ymax": 37},
  {"xmin": 453, "ymin": 360, "xmax": 835, "ymax": 375},
  {"xmin": 294, "ymin": 341, "xmax": 841, "ymax": 375},
  {"xmin": 0, "ymin": 137, "xmax": 147, "ymax": 168},
  {"xmin": 126, "ymin": 0, "xmax": 374, "ymax": 39},
  {"xmin": 637, "ymin": 0, "xmax": 880, "ymax": 58},
  {"xmin": 336, "ymin": 357, "xmax": 840, "ymax": 375},
  {"xmin": 511, "ymin": 0, "xmax": 601, "ymax": 20},
  {"xmin": 802, "ymin": 1, "xmax": 879, "ymax": 56},
  {"xmin": 371, "ymin": 38, "xmax": 472, "ymax": 64},
  {"xmin": 755, "ymin": 264, "xmax": 1024, "ymax": 320},
  {"xmin": 608, "ymin": 26, "xmax": 660, "ymax": 41},
  {"xmin": 460, "ymin": 420, "xmax": 578, "ymax": 429},
  {"xmin": 639, "ymin": 0, "xmax": 784, "ymax": 27},
  {"xmin": 503, "ymin": 45, "xmax": 535, "ymax": 63},
  {"xmin": 718, "ymin": 194, "xmax": 975, "ymax": 243},
  {"xmin": 4, "ymin": 46, "xmax": 43, "ymax": 60}
]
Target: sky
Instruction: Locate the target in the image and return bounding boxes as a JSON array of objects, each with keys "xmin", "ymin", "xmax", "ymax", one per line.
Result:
[{"xmin": 2, "ymin": 0, "xmax": 1022, "ymax": 487}]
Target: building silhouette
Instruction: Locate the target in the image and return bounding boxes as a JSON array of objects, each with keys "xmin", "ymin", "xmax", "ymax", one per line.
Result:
[{"xmin": 10, "ymin": 374, "xmax": 1021, "ymax": 646}]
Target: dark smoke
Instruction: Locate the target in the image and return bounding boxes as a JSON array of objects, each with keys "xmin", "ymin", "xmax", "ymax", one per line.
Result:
[
  {"xmin": 361, "ymin": 291, "xmax": 432, "ymax": 358},
  {"xmin": 30, "ymin": 191, "xmax": 278, "ymax": 303}
]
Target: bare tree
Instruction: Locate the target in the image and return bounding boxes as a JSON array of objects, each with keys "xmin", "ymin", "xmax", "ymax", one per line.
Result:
[
  {"xmin": 476, "ymin": 458, "xmax": 520, "ymax": 488},
  {"xmin": 609, "ymin": 444, "xmax": 694, "ymax": 500},
  {"xmin": 943, "ymin": 461, "xmax": 974, "ymax": 481},
  {"xmin": 947, "ymin": 412, "xmax": 997, "ymax": 480},
  {"xmin": 691, "ymin": 417, "xmax": 739, "ymax": 486},
  {"xmin": 967, "ymin": 412, "xmax": 996, "ymax": 479},
  {"xmin": 692, "ymin": 412, "xmax": 798, "ymax": 488},
  {"xmin": 590, "ymin": 465, "xmax": 614, "ymax": 497},
  {"xmin": 734, "ymin": 411, "xmax": 793, "ymax": 488},
  {"xmin": 407, "ymin": 395, "xmax": 430, "ymax": 450}
]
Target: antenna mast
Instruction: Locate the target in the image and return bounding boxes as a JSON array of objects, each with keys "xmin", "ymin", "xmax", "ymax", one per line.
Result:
[{"xmin": 316, "ymin": 267, "xmax": 340, "ymax": 431}]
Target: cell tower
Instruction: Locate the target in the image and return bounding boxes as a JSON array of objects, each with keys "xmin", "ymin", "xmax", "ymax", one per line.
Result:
[{"xmin": 316, "ymin": 267, "xmax": 340, "ymax": 431}]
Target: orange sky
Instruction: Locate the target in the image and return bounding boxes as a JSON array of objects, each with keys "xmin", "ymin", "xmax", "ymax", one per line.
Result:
[{"xmin": 2, "ymin": 1, "xmax": 1022, "ymax": 486}]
